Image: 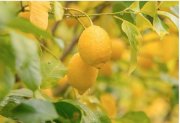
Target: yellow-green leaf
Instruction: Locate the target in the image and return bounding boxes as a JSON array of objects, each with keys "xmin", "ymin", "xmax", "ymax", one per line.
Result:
[
  {"xmin": 136, "ymin": 13, "xmax": 152, "ymax": 31},
  {"xmin": 54, "ymin": 2, "xmax": 64, "ymax": 21},
  {"xmin": 153, "ymin": 15, "xmax": 168, "ymax": 38},
  {"xmin": 141, "ymin": 1, "xmax": 157, "ymax": 17},
  {"xmin": 129, "ymin": 1, "xmax": 140, "ymax": 12},
  {"xmin": 158, "ymin": 11, "xmax": 179, "ymax": 29}
]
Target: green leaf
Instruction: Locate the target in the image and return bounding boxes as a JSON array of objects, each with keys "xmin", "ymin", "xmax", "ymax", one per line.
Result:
[
  {"xmin": 112, "ymin": 2, "xmax": 135, "ymax": 24},
  {"xmin": 53, "ymin": 2, "xmax": 64, "ymax": 21},
  {"xmin": 153, "ymin": 15, "xmax": 168, "ymax": 38},
  {"xmin": 0, "ymin": 2, "xmax": 19, "ymax": 24},
  {"xmin": 136, "ymin": 13, "xmax": 153, "ymax": 31},
  {"xmin": 54, "ymin": 100, "xmax": 82, "ymax": 123},
  {"xmin": 0, "ymin": 35, "xmax": 15, "ymax": 71},
  {"xmin": 128, "ymin": 1, "xmax": 140, "ymax": 12},
  {"xmin": 171, "ymin": 86, "xmax": 179, "ymax": 105},
  {"xmin": 41, "ymin": 59, "xmax": 67, "ymax": 88},
  {"xmin": 118, "ymin": 111, "xmax": 150, "ymax": 123},
  {"xmin": 0, "ymin": 65, "xmax": 15, "ymax": 101},
  {"xmin": 8, "ymin": 17, "xmax": 54, "ymax": 40},
  {"xmin": 54, "ymin": 100, "xmax": 111, "ymax": 123},
  {"xmin": 12, "ymin": 99, "xmax": 58, "ymax": 123},
  {"xmin": 10, "ymin": 32, "xmax": 42, "ymax": 91},
  {"xmin": 121, "ymin": 21, "xmax": 141, "ymax": 74},
  {"xmin": 157, "ymin": 11, "xmax": 179, "ymax": 29},
  {"xmin": 141, "ymin": 1, "xmax": 157, "ymax": 17}
]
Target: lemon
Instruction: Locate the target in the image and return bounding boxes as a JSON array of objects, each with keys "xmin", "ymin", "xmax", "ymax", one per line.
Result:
[
  {"xmin": 100, "ymin": 93, "xmax": 117, "ymax": 118},
  {"xmin": 67, "ymin": 53, "xmax": 98, "ymax": 94},
  {"xmin": 137, "ymin": 56, "xmax": 153, "ymax": 69},
  {"xmin": 78, "ymin": 25, "xmax": 112, "ymax": 68},
  {"xmin": 58, "ymin": 75, "xmax": 68, "ymax": 86},
  {"xmin": 111, "ymin": 38, "xmax": 125, "ymax": 60},
  {"xmin": 99, "ymin": 61, "xmax": 112, "ymax": 77}
]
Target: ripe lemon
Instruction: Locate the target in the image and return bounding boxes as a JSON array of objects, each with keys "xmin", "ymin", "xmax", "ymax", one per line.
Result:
[
  {"xmin": 100, "ymin": 93, "xmax": 117, "ymax": 118},
  {"xmin": 67, "ymin": 53, "xmax": 98, "ymax": 94},
  {"xmin": 111, "ymin": 38, "xmax": 125, "ymax": 60},
  {"xmin": 99, "ymin": 61, "xmax": 112, "ymax": 77},
  {"xmin": 78, "ymin": 25, "xmax": 112, "ymax": 68},
  {"xmin": 58, "ymin": 75, "xmax": 68, "ymax": 86},
  {"xmin": 137, "ymin": 56, "xmax": 153, "ymax": 69}
]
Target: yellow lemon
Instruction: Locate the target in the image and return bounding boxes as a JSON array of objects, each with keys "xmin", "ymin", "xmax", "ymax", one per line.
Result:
[
  {"xmin": 111, "ymin": 38, "xmax": 126, "ymax": 60},
  {"xmin": 100, "ymin": 93, "xmax": 117, "ymax": 118},
  {"xmin": 99, "ymin": 61, "xmax": 112, "ymax": 77},
  {"xmin": 67, "ymin": 53, "xmax": 98, "ymax": 94},
  {"xmin": 137, "ymin": 56, "xmax": 153, "ymax": 69},
  {"xmin": 78, "ymin": 25, "xmax": 112, "ymax": 68}
]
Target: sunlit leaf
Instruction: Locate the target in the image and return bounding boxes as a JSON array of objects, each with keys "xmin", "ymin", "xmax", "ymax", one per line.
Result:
[
  {"xmin": 122, "ymin": 20, "xmax": 141, "ymax": 74},
  {"xmin": 10, "ymin": 32, "xmax": 42, "ymax": 91},
  {"xmin": 128, "ymin": 1, "xmax": 140, "ymax": 12},
  {"xmin": 136, "ymin": 13, "xmax": 152, "ymax": 31},
  {"xmin": 118, "ymin": 111, "xmax": 150, "ymax": 123},
  {"xmin": 159, "ymin": 1, "xmax": 178, "ymax": 10},
  {"xmin": 158, "ymin": 11, "xmax": 179, "ymax": 29},
  {"xmin": 53, "ymin": 2, "xmax": 64, "ymax": 21},
  {"xmin": 141, "ymin": 1, "xmax": 157, "ymax": 17},
  {"xmin": 30, "ymin": 1, "xmax": 51, "ymax": 30},
  {"xmin": 170, "ymin": 5, "xmax": 179, "ymax": 17},
  {"xmin": 153, "ymin": 15, "xmax": 168, "ymax": 38}
]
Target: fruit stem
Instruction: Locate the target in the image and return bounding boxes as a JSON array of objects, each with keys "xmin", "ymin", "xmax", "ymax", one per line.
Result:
[{"xmin": 64, "ymin": 7, "xmax": 93, "ymax": 27}]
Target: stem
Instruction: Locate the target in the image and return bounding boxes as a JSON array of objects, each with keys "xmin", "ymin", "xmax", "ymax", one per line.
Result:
[
  {"xmin": 113, "ymin": 15, "xmax": 124, "ymax": 21},
  {"xmin": 68, "ymin": 11, "xmax": 86, "ymax": 29},
  {"xmin": 64, "ymin": 11, "xmax": 132, "ymax": 18},
  {"xmin": 64, "ymin": 7, "xmax": 93, "ymax": 26}
]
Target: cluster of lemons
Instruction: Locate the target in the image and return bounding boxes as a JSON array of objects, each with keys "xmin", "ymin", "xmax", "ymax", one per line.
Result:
[{"xmin": 64, "ymin": 25, "xmax": 126, "ymax": 95}]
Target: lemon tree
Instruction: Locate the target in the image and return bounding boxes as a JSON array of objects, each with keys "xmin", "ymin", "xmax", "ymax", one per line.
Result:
[{"xmin": 0, "ymin": 1, "xmax": 179, "ymax": 123}]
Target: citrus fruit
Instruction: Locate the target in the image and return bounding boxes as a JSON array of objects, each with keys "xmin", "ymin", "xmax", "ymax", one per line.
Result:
[
  {"xmin": 67, "ymin": 53, "xmax": 98, "ymax": 94},
  {"xmin": 18, "ymin": 12, "xmax": 30, "ymax": 20},
  {"xmin": 100, "ymin": 93, "xmax": 117, "ymax": 118},
  {"xmin": 111, "ymin": 38, "xmax": 125, "ymax": 60},
  {"xmin": 78, "ymin": 25, "xmax": 112, "ymax": 68},
  {"xmin": 99, "ymin": 61, "xmax": 112, "ymax": 77}
]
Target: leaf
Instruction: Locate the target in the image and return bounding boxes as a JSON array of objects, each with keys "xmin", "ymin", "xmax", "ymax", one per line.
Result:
[
  {"xmin": 54, "ymin": 100, "xmax": 111, "ymax": 123},
  {"xmin": 29, "ymin": 1, "xmax": 51, "ymax": 30},
  {"xmin": 41, "ymin": 59, "xmax": 67, "ymax": 88},
  {"xmin": 0, "ymin": 65, "xmax": 15, "ymax": 101},
  {"xmin": 128, "ymin": 1, "xmax": 140, "ymax": 12},
  {"xmin": 141, "ymin": 1, "xmax": 157, "ymax": 17},
  {"xmin": 0, "ymin": 2, "xmax": 19, "ymax": 24},
  {"xmin": 10, "ymin": 32, "xmax": 42, "ymax": 91},
  {"xmin": 53, "ymin": 2, "xmax": 64, "ymax": 21},
  {"xmin": 8, "ymin": 17, "xmax": 54, "ymax": 40},
  {"xmin": 136, "ymin": 13, "xmax": 153, "ymax": 31},
  {"xmin": 118, "ymin": 111, "xmax": 150, "ymax": 123},
  {"xmin": 0, "ymin": 36, "xmax": 15, "ymax": 71},
  {"xmin": 170, "ymin": 5, "xmax": 179, "ymax": 17},
  {"xmin": 121, "ymin": 21, "xmax": 141, "ymax": 74},
  {"xmin": 159, "ymin": 1, "xmax": 178, "ymax": 10},
  {"xmin": 157, "ymin": 11, "xmax": 179, "ymax": 29},
  {"xmin": 112, "ymin": 2, "xmax": 135, "ymax": 24},
  {"xmin": 153, "ymin": 15, "xmax": 168, "ymax": 38},
  {"xmin": 12, "ymin": 99, "xmax": 58, "ymax": 123}
]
